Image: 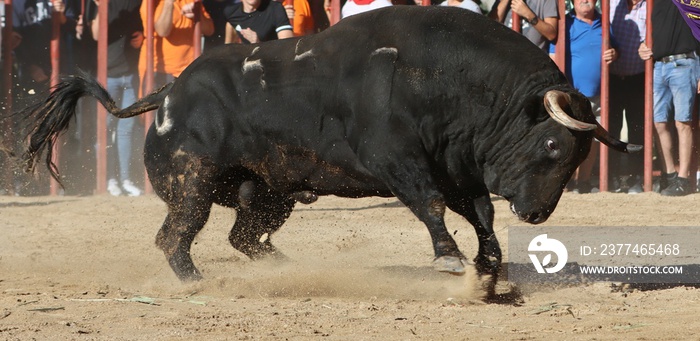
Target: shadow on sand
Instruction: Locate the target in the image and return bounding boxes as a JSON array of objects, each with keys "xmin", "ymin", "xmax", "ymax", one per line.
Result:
[{"xmin": 0, "ymin": 198, "xmax": 76, "ymax": 209}]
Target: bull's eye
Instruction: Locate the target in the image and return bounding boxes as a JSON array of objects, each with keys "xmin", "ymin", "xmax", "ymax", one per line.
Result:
[{"xmin": 544, "ymin": 138, "xmax": 559, "ymax": 156}]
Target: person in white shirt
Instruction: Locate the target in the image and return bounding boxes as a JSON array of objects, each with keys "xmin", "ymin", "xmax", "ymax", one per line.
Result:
[
  {"xmin": 341, "ymin": 0, "xmax": 392, "ymax": 19},
  {"xmin": 440, "ymin": 0, "xmax": 481, "ymax": 14}
]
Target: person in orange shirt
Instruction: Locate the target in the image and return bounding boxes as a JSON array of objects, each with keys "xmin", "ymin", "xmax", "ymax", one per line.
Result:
[
  {"xmin": 139, "ymin": 0, "xmax": 215, "ymax": 92},
  {"xmin": 290, "ymin": 0, "xmax": 316, "ymax": 36}
]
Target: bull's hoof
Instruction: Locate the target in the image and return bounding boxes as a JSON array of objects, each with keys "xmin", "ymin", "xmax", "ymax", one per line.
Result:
[
  {"xmin": 167, "ymin": 251, "xmax": 204, "ymax": 282},
  {"xmin": 480, "ymin": 275, "xmax": 497, "ymax": 299},
  {"xmin": 432, "ymin": 256, "xmax": 468, "ymax": 276},
  {"xmin": 173, "ymin": 267, "xmax": 203, "ymax": 282},
  {"xmin": 473, "ymin": 254, "xmax": 501, "ymax": 278},
  {"xmin": 268, "ymin": 249, "xmax": 290, "ymax": 262},
  {"xmin": 290, "ymin": 191, "xmax": 318, "ymax": 204},
  {"xmin": 473, "ymin": 255, "xmax": 501, "ymax": 299},
  {"xmin": 248, "ymin": 247, "xmax": 290, "ymax": 263}
]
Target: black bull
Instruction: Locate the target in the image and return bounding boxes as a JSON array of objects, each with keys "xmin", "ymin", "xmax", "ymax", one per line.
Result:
[{"xmin": 20, "ymin": 6, "xmax": 639, "ymax": 295}]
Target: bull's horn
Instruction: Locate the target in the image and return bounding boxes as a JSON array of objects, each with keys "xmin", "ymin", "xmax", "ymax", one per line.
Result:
[
  {"xmin": 594, "ymin": 124, "xmax": 643, "ymax": 153},
  {"xmin": 544, "ymin": 90, "xmax": 597, "ymax": 131},
  {"xmin": 544, "ymin": 90, "xmax": 642, "ymax": 154}
]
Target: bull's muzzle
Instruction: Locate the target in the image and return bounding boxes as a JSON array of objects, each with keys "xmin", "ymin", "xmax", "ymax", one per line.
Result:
[{"xmin": 510, "ymin": 202, "xmax": 550, "ymax": 224}]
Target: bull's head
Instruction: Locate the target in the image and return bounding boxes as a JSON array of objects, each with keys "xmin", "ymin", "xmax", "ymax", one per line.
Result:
[{"xmin": 488, "ymin": 90, "xmax": 641, "ymax": 224}]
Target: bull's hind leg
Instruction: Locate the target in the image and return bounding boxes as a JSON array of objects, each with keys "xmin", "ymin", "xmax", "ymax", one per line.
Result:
[
  {"xmin": 229, "ymin": 182, "xmax": 295, "ymax": 260},
  {"xmin": 151, "ymin": 153, "xmax": 216, "ymax": 282},
  {"xmin": 156, "ymin": 204, "xmax": 212, "ymax": 281}
]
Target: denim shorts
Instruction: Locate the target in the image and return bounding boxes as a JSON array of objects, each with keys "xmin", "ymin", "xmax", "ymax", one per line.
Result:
[{"xmin": 653, "ymin": 56, "xmax": 700, "ymax": 123}]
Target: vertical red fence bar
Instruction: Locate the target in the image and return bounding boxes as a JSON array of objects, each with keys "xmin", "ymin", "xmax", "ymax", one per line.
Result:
[
  {"xmin": 511, "ymin": 12, "xmax": 521, "ymax": 33},
  {"xmin": 50, "ymin": 4, "xmax": 62, "ymax": 195},
  {"xmin": 692, "ymin": 100, "xmax": 698, "ymax": 192},
  {"xmin": 330, "ymin": 0, "xmax": 340, "ymax": 25},
  {"xmin": 95, "ymin": 0, "xmax": 109, "ymax": 194},
  {"xmin": 554, "ymin": 0, "xmax": 565, "ymax": 73},
  {"xmin": 3, "ymin": 0, "xmax": 14, "ymax": 194},
  {"xmin": 643, "ymin": 0, "xmax": 653, "ymax": 191},
  {"xmin": 598, "ymin": 0, "xmax": 610, "ymax": 191},
  {"xmin": 144, "ymin": 0, "xmax": 155, "ymax": 194}
]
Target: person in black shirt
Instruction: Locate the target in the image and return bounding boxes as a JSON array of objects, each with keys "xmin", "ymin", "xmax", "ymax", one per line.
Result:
[
  {"xmin": 224, "ymin": 0, "xmax": 293, "ymax": 44},
  {"xmin": 638, "ymin": 0, "xmax": 700, "ymax": 196}
]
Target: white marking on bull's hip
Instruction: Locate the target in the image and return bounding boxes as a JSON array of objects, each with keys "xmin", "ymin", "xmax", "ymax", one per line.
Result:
[
  {"xmin": 251, "ymin": 47, "xmax": 260, "ymax": 55},
  {"xmin": 242, "ymin": 58, "xmax": 263, "ymax": 74},
  {"xmin": 371, "ymin": 47, "xmax": 398, "ymax": 57},
  {"xmin": 294, "ymin": 49, "xmax": 315, "ymax": 61},
  {"xmin": 156, "ymin": 95, "xmax": 173, "ymax": 136},
  {"xmin": 173, "ymin": 147, "xmax": 187, "ymax": 157},
  {"xmin": 242, "ymin": 58, "xmax": 266, "ymax": 89}
]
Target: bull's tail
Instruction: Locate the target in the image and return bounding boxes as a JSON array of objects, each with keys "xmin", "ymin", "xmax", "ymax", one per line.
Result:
[{"xmin": 20, "ymin": 69, "xmax": 174, "ymax": 185}]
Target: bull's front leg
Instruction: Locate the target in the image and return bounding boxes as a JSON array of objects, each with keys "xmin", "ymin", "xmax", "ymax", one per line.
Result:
[
  {"xmin": 471, "ymin": 195, "xmax": 502, "ymax": 277},
  {"xmin": 354, "ymin": 126, "xmax": 468, "ymax": 275},
  {"xmin": 367, "ymin": 167, "xmax": 468, "ymax": 274},
  {"xmin": 416, "ymin": 196, "xmax": 469, "ymax": 275},
  {"xmin": 398, "ymin": 195, "xmax": 468, "ymax": 275},
  {"xmin": 446, "ymin": 192, "xmax": 502, "ymax": 297}
]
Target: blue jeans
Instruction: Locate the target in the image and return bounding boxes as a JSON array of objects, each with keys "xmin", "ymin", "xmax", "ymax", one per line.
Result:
[
  {"xmin": 653, "ymin": 57, "xmax": 700, "ymax": 123},
  {"xmin": 106, "ymin": 73, "xmax": 138, "ymax": 181}
]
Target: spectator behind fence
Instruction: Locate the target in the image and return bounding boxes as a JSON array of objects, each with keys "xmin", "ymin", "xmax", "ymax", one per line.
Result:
[
  {"xmin": 203, "ymin": 0, "xmax": 235, "ymax": 51},
  {"xmin": 204, "ymin": 0, "xmax": 313, "ymax": 48},
  {"xmin": 549, "ymin": 0, "xmax": 617, "ymax": 193},
  {"xmin": 341, "ymin": 0, "xmax": 392, "ymax": 19},
  {"xmin": 607, "ymin": 0, "xmax": 647, "ymax": 194},
  {"xmin": 60, "ymin": 0, "xmax": 83, "ymax": 75},
  {"xmin": 308, "ymin": 0, "xmax": 330, "ymax": 33},
  {"xmin": 139, "ymin": 0, "xmax": 214, "ymax": 92},
  {"xmin": 671, "ymin": 0, "xmax": 700, "ymax": 42},
  {"xmin": 489, "ymin": 0, "xmax": 558, "ymax": 53},
  {"xmin": 11, "ymin": 0, "xmax": 66, "ymax": 91},
  {"xmin": 290, "ymin": 0, "xmax": 317, "ymax": 36},
  {"xmin": 224, "ymin": 0, "xmax": 293, "ymax": 44},
  {"xmin": 10, "ymin": 0, "xmax": 70, "ymax": 195},
  {"xmin": 440, "ymin": 0, "xmax": 482, "ymax": 14},
  {"xmin": 89, "ymin": 0, "xmax": 144, "ymax": 196},
  {"xmin": 638, "ymin": 0, "xmax": 700, "ymax": 196}
]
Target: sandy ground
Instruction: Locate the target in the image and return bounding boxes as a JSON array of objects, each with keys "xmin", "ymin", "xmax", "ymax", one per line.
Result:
[{"xmin": 1, "ymin": 191, "xmax": 700, "ymax": 340}]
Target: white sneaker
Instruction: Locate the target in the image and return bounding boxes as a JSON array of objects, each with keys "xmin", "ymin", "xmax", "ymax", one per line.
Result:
[
  {"xmin": 121, "ymin": 180, "xmax": 142, "ymax": 197},
  {"xmin": 107, "ymin": 178, "xmax": 122, "ymax": 196}
]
